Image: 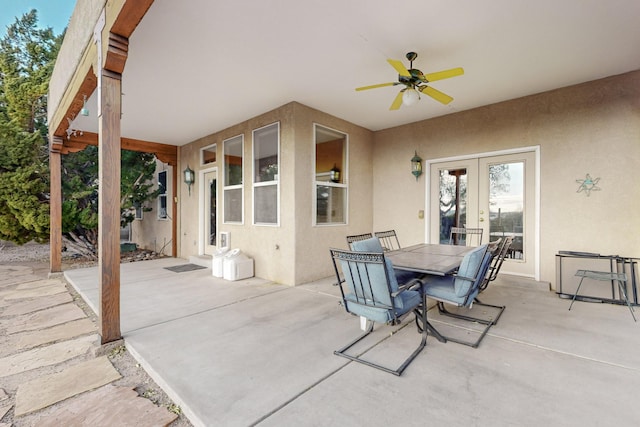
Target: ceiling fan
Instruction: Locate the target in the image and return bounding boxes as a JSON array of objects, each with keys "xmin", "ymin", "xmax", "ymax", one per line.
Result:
[{"xmin": 355, "ymin": 52, "xmax": 464, "ymax": 110}]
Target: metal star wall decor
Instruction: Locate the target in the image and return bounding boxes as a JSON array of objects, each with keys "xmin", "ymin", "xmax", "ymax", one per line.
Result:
[{"xmin": 576, "ymin": 173, "xmax": 601, "ymax": 196}]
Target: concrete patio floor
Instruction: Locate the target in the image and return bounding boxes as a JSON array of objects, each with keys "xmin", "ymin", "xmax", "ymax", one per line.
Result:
[{"xmin": 64, "ymin": 258, "xmax": 640, "ymax": 427}]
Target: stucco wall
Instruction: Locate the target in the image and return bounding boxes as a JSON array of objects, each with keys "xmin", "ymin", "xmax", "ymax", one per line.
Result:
[
  {"xmin": 48, "ymin": 0, "xmax": 106, "ymax": 124},
  {"xmin": 177, "ymin": 102, "xmax": 373, "ymax": 285},
  {"xmin": 130, "ymin": 161, "xmax": 173, "ymax": 256},
  {"xmin": 372, "ymin": 71, "xmax": 640, "ymax": 288}
]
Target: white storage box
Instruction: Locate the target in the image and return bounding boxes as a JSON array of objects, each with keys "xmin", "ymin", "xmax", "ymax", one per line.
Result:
[
  {"xmin": 212, "ymin": 248, "xmax": 229, "ymax": 278},
  {"xmin": 223, "ymin": 250, "xmax": 254, "ymax": 281}
]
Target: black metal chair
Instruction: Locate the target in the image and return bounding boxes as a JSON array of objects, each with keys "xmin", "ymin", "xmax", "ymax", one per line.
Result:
[
  {"xmin": 449, "ymin": 227, "xmax": 483, "ymax": 246},
  {"xmin": 374, "ymin": 230, "xmax": 401, "ymax": 251},
  {"xmin": 416, "ymin": 244, "xmax": 495, "ymax": 348},
  {"xmin": 330, "ymin": 248, "xmax": 427, "ymax": 376},
  {"xmin": 346, "ymin": 233, "xmax": 373, "ymax": 249}
]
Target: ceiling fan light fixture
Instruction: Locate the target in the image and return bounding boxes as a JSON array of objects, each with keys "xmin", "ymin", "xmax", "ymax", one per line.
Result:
[{"xmin": 402, "ymin": 88, "xmax": 420, "ymax": 106}]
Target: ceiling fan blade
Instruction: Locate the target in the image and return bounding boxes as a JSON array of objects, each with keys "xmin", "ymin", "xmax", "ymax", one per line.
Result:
[
  {"xmin": 389, "ymin": 90, "xmax": 404, "ymax": 110},
  {"xmin": 355, "ymin": 82, "xmax": 396, "ymax": 91},
  {"xmin": 420, "ymin": 85, "xmax": 454, "ymax": 105},
  {"xmin": 424, "ymin": 67, "xmax": 464, "ymax": 82},
  {"xmin": 387, "ymin": 59, "xmax": 411, "ymax": 77}
]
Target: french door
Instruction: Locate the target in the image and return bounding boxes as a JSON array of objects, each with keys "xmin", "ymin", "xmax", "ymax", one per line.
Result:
[{"xmin": 429, "ymin": 150, "xmax": 538, "ymax": 278}]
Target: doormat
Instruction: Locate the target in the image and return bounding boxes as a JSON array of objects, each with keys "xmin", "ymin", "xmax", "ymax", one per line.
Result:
[{"xmin": 164, "ymin": 264, "xmax": 207, "ymax": 273}]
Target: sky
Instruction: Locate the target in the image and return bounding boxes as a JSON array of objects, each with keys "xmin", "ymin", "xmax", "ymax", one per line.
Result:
[{"xmin": 0, "ymin": 0, "xmax": 76, "ymax": 36}]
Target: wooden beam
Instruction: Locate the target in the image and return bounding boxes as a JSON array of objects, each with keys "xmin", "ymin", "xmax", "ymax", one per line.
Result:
[
  {"xmin": 98, "ymin": 68, "xmax": 123, "ymax": 344},
  {"xmin": 111, "ymin": 0, "xmax": 155, "ymax": 38},
  {"xmin": 49, "ymin": 146, "xmax": 63, "ymax": 273},
  {"xmin": 68, "ymin": 131, "xmax": 177, "ymax": 166}
]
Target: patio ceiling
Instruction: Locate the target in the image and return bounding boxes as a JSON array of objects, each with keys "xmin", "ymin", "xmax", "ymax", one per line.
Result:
[{"xmin": 70, "ymin": 0, "xmax": 640, "ymax": 146}]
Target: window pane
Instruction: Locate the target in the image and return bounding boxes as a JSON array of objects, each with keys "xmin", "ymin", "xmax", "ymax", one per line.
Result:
[
  {"xmin": 202, "ymin": 144, "xmax": 217, "ymax": 165},
  {"xmin": 316, "ymin": 186, "xmax": 346, "ymax": 224},
  {"xmin": 224, "ymin": 136, "xmax": 243, "ymax": 186},
  {"xmin": 489, "ymin": 161, "xmax": 524, "ymax": 259},
  {"xmin": 315, "ymin": 126, "xmax": 345, "ymax": 183},
  {"xmin": 158, "ymin": 171, "xmax": 167, "ymax": 195},
  {"xmin": 438, "ymin": 169, "xmax": 467, "ymax": 243},
  {"xmin": 158, "ymin": 195, "xmax": 167, "ymax": 219},
  {"xmin": 254, "ymin": 123, "xmax": 279, "ymax": 183},
  {"xmin": 254, "ymin": 185, "xmax": 277, "ymax": 224},
  {"xmin": 224, "ymin": 188, "xmax": 242, "ymax": 223}
]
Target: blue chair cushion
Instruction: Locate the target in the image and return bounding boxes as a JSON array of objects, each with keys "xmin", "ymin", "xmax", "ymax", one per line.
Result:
[
  {"xmin": 351, "ymin": 237, "xmax": 384, "ymax": 253},
  {"xmin": 423, "ymin": 252, "xmax": 492, "ymax": 306},
  {"xmin": 344, "ymin": 289, "xmax": 421, "ymax": 323},
  {"xmin": 454, "ymin": 244, "xmax": 488, "ymax": 297}
]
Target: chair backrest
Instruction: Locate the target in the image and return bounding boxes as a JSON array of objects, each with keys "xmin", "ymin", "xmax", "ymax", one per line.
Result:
[
  {"xmin": 350, "ymin": 236, "xmax": 384, "ymax": 253},
  {"xmin": 449, "ymin": 227, "xmax": 483, "ymax": 246},
  {"xmin": 346, "ymin": 233, "xmax": 373, "ymax": 249},
  {"xmin": 330, "ymin": 248, "xmax": 406, "ymax": 325},
  {"xmin": 453, "ymin": 244, "xmax": 489, "ymax": 300},
  {"xmin": 481, "ymin": 236, "xmax": 513, "ymax": 291},
  {"xmin": 374, "ymin": 230, "xmax": 401, "ymax": 251}
]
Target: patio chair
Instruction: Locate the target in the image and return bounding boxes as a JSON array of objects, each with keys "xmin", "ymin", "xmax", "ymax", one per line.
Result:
[
  {"xmin": 346, "ymin": 233, "xmax": 373, "ymax": 249},
  {"xmin": 351, "ymin": 236, "xmax": 422, "ymax": 284},
  {"xmin": 449, "ymin": 227, "xmax": 483, "ymax": 246},
  {"xmin": 374, "ymin": 230, "xmax": 401, "ymax": 251},
  {"xmin": 330, "ymin": 248, "xmax": 428, "ymax": 376},
  {"xmin": 416, "ymin": 244, "xmax": 495, "ymax": 348}
]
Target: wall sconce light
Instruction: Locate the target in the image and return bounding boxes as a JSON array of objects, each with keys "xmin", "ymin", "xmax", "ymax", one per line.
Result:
[
  {"xmin": 330, "ymin": 163, "xmax": 341, "ymax": 183},
  {"xmin": 80, "ymin": 94, "xmax": 89, "ymax": 116},
  {"xmin": 411, "ymin": 151, "xmax": 423, "ymax": 181},
  {"xmin": 183, "ymin": 165, "xmax": 195, "ymax": 195}
]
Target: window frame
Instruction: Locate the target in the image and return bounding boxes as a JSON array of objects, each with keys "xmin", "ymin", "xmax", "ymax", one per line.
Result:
[
  {"xmin": 222, "ymin": 134, "xmax": 244, "ymax": 225},
  {"xmin": 252, "ymin": 122, "xmax": 280, "ymax": 226},
  {"xmin": 157, "ymin": 170, "xmax": 168, "ymax": 220},
  {"xmin": 313, "ymin": 123, "xmax": 348, "ymax": 226},
  {"xmin": 200, "ymin": 143, "xmax": 218, "ymax": 166}
]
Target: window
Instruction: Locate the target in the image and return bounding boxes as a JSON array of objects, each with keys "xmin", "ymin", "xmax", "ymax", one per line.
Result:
[
  {"xmin": 157, "ymin": 170, "xmax": 168, "ymax": 220},
  {"xmin": 314, "ymin": 124, "xmax": 347, "ymax": 225},
  {"xmin": 253, "ymin": 122, "xmax": 279, "ymax": 225},
  {"xmin": 223, "ymin": 135, "xmax": 243, "ymax": 223},
  {"xmin": 134, "ymin": 204, "xmax": 143, "ymax": 220},
  {"xmin": 201, "ymin": 143, "xmax": 217, "ymax": 166}
]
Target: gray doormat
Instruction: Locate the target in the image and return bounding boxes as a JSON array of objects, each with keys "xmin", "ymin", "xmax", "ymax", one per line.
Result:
[{"xmin": 164, "ymin": 264, "xmax": 207, "ymax": 273}]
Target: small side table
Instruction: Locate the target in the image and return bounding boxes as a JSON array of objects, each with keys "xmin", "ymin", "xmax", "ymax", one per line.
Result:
[{"xmin": 569, "ymin": 270, "xmax": 636, "ymax": 321}]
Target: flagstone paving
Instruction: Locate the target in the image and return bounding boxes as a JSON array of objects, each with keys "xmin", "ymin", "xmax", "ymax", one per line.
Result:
[
  {"xmin": 1, "ymin": 292, "xmax": 72, "ymax": 317},
  {"xmin": 1, "ymin": 318, "xmax": 95, "ymax": 356},
  {"xmin": 14, "ymin": 356, "xmax": 122, "ymax": 416},
  {"xmin": 0, "ymin": 262, "xmax": 187, "ymax": 426}
]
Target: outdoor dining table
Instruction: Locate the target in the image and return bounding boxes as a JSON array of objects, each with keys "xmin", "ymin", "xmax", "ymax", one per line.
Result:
[
  {"xmin": 385, "ymin": 243, "xmax": 477, "ymax": 343},
  {"xmin": 385, "ymin": 243, "xmax": 475, "ymax": 276}
]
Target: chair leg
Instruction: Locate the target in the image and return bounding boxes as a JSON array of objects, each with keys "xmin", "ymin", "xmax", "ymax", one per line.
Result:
[
  {"xmin": 617, "ymin": 280, "xmax": 637, "ymax": 322},
  {"xmin": 426, "ymin": 302, "xmax": 497, "ymax": 348},
  {"xmin": 334, "ymin": 305, "xmax": 428, "ymax": 376}
]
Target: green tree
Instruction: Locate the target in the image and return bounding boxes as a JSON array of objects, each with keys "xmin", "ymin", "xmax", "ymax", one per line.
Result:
[
  {"xmin": 61, "ymin": 147, "xmax": 161, "ymax": 257},
  {"xmin": 0, "ymin": 10, "xmax": 61, "ymax": 244}
]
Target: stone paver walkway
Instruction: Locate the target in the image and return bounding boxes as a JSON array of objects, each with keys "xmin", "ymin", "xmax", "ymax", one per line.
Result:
[{"xmin": 0, "ymin": 264, "xmax": 179, "ymax": 426}]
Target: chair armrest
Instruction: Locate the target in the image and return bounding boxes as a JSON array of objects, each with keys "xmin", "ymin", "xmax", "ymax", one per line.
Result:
[{"xmin": 392, "ymin": 277, "xmax": 424, "ymax": 297}]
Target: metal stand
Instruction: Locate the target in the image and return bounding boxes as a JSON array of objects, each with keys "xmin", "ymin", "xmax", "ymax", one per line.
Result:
[{"xmin": 569, "ymin": 270, "xmax": 636, "ymax": 322}]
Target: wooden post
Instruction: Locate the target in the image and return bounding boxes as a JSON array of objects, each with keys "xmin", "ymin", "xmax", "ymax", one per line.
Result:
[
  {"xmin": 49, "ymin": 145, "xmax": 63, "ymax": 273},
  {"xmin": 98, "ymin": 68, "xmax": 123, "ymax": 344}
]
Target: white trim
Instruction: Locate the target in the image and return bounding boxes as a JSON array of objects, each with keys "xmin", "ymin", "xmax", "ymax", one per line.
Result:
[
  {"xmin": 425, "ymin": 145, "xmax": 541, "ymax": 281},
  {"xmin": 222, "ymin": 134, "xmax": 244, "ymax": 225},
  {"xmin": 312, "ymin": 123, "xmax": 349, "ymax": 227},
  {"xmin": 198, "ymin": 166, "xmax": 218, "ymax": 255},
  {"xmin": 252, "ymin": 122, "xmax": 280, "ymax": 226},
  {"xmin": 200, "ymin": 143, "xmax": 217, "ymax": 166}
]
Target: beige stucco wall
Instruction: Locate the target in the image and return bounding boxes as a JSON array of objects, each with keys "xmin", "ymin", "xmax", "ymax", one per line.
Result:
[
  {"xmin": 177, "ymin": 102, "xmax": 373, "ymax": 285},
  {"xmin": 372, "ymin": 70, "xmax": 640, "ymax": 288},
  {"xmin": 130, "ymin": 161, "xmax": 173, "ymax": 256}
]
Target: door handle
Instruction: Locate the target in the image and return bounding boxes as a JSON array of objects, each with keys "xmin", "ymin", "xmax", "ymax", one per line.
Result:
[{"xmin": 479, "ymin": 218, "xmax": 484, "ymax": 222}]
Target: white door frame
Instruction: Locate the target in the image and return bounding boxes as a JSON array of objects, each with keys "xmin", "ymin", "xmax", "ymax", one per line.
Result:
[
  {"xmin": 198, "ymin": 166, "xmax": 218, "ymax": 255},
  {"xmin": 425, "ymin": 146, "xmax": 541, "ymax": 281}
]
